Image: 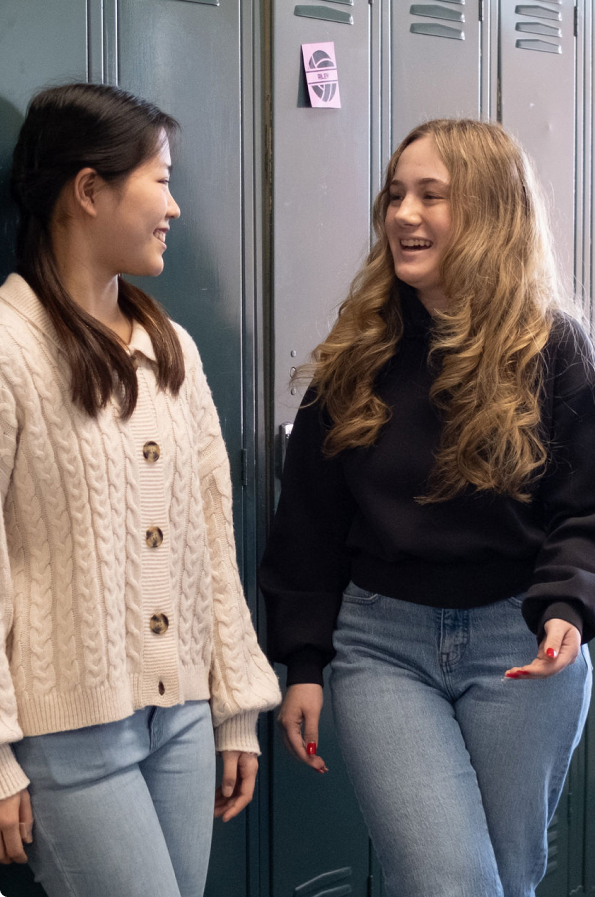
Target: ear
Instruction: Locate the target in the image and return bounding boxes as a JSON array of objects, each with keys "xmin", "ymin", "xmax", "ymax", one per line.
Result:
[{"xmin": 72, "ymin": 167, "xmax": 104, "ymax": 218}]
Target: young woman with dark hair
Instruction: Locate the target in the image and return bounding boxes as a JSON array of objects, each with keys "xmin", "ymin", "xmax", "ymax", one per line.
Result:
[
  {"xmin": 260, "ymin": 120, "xmax": 594, "ymax": 897},
  {"xmin": 0, "ymin": 82, "xmax": 280, "ymax": 897}
]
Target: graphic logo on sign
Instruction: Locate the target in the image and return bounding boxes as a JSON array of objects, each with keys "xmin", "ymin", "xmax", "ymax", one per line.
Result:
[{"xmin": 301, "ymin": 41, "xmax": 341, "ymax": 109}]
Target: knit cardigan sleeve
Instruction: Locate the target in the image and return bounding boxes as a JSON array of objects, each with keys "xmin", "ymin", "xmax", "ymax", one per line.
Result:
[
  {"xmin": 183, "ymin": 335, "xmax": 281, "ymax": 754},
  {"xmin": 0, "ymin": 375, "xmax": 31, "ymax": 798}
]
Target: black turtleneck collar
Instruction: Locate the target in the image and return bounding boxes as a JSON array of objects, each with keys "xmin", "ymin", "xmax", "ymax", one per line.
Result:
[{"xmin": 394, "ymin": 279, "xmax": 434, "ymax": 338}]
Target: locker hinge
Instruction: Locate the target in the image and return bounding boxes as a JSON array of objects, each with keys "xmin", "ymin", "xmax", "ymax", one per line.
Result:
[
  {"xmin": 240, "ymin": 448, "xmax": 249, "ymax": 487},
  {"xmin": 367, "ymin": 874, "xmax": 374, "ymax": 897},
  {"xmin": 478, "ymin": 0, "xmax": 484, "ymax": 22},
  {"xmin": 574, "ymin": 4, "xmax": 578, "ymax": 37}
]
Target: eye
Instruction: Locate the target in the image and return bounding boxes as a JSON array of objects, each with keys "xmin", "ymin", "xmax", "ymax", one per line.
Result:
[
  {"xmin": 388, "ymin": 192, "xmax": 403, "ymax": 203},
  {"xmin": 159, "ymin": 178, "xmax": 170, "ymax": 185}
]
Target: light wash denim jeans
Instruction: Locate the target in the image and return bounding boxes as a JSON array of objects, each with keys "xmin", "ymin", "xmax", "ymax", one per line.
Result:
[
  {"xmin": 13, "ymin": 700, "xmax": 215, "ymax": 897},
  {"xmin": 330, "ymin": 583, "xmax": 592, "ymax": 897}
]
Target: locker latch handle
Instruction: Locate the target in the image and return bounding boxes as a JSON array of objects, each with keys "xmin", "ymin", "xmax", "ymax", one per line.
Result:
[{"xmin": 279, "ymin": 422, "xmax": 294, "ymax": 472}]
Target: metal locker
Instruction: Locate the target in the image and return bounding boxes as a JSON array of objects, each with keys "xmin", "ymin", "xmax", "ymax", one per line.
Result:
[
  {"xmin": 0, "ymin": 0, "xmax": 88, "ymax": 284},
  {"xmin": 391, "ymin": 0, "xmax": 485, "ymax": 146},
  {"xmin": 117, "ymin": 3, "xmax": 259, "ymax": 895},
  {"xmin": 118, "ymin": 0, "xmax": 247, "ymax": 546},
  {"xmin": 269, "ymin": 2, "xmax": 377, "ymax": 895},
  {"xmin": 499, "ymin": 0, "xmax": 578, "ymax": 296},
  {"xmin": 271, "ymin": 1, "xmax": 375, "ymax": 440},
  {"xmin": 0, "ymin": 8, "xmax": 86, "ymax": 894}
]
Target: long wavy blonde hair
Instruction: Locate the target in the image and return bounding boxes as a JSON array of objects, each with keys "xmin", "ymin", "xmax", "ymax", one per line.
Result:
[{"xmin": 302, "ymin": 119, "xmax": 567, "ymax": 503}]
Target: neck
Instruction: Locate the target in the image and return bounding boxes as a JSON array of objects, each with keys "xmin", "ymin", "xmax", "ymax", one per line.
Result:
[
  {"xmin": 417, "ymin": 287, "xmax": 449, "ymax": 316},
  {"xmin": 51, "ymin": 226, "xmax": 131, "ymax": 343}
]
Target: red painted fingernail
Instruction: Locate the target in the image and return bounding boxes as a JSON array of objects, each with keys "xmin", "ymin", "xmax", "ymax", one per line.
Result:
[
  {"xmin": 518, "ymin": 670, "xmax": 531, "ymax": 676},
  {"xmin": 306, "ymin": 742, "xmax": 317, "ymax": 756},
  {"xmin": 506, "ymin": 672, "xmax": 521, "ymax": 678},
  {"xmin": 546, "ymin": 648, "xmax": 557, "ymax": 659}
]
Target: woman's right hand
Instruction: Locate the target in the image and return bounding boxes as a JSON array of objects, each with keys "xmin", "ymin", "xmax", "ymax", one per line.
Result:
[
  {"xmin": 277, "ymin": 684, "xmax": 328, "ymax": 773},
  {"xmin": 0, "ymin": 788, "xmax": 33, "ymax": 864}
]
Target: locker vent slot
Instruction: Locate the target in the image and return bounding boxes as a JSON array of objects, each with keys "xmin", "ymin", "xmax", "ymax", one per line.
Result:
[
  {"xmin": 409, "ymin": 2, "xmax": 465, "ymax": 39},
  {"xmin": 516, "ymin": 37, "xmax": 561, "ymax": 52},
  {"xmin": 165, "ymin": 0, "xmax": 220, "ymax": 5},
  {"xmin": 319, "ymin": 0, "xmax": 354, "ymax": 5},
  {"xmin": 516, "ymin": 21, "xmax": 561, "ymax": 36},
  {"xmin": 515, "ymin": 2, "xmax": 562, "ymax": 53},
  {"xmin": 410, "ymin": 3, "xmax": 465, "ymax": 21},
  {"xmin": 294, "ymin": 5, "xmax": 354, "ymax": 23},
  {"xmin": 514, "ymin": 4, "xmax": 562, "ymax": 20},
  {"xmin": 294, "ymin": 867, "xmax": 352, "ymax": 897},
  {"xmin": 410, "ymin": 22, "xmax": 465, "ymax": 39}
]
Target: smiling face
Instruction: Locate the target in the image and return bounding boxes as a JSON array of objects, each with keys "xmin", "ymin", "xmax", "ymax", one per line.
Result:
[
  {"xmin": 385, "ymin": 135, "xmax": 452, "ymax": 313},
  {"xmin": 94, "ymin": 133, "xmax": 180, "ymax": 278}
]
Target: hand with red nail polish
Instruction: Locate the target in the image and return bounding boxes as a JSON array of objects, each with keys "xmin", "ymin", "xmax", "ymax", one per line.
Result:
[
  {"xmin": 505, "ymin": 618, "xmax": 580, "ymax": 680},
  {"xmin": 277, "ymin": 684, "xmax": 328, "ymax": 774}
]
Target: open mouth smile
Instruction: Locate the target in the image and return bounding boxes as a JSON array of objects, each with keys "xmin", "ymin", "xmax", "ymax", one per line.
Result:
[{"xmin": 400, "ymin": 239, "xmax": 433, "ymax": 250}]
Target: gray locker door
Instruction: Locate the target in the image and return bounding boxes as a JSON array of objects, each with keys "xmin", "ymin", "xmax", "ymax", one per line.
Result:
[
  {"xmin": 391, "ymin": 0, "xmax": 484, "ymax": 146},
  {"xmin": 117, "ymin": 3, "xmax": 254, "ymax": 895},
  {"xmin": 500, "ymin": 0, "xmax": 577, "ymax": 295},
  {"xmin": 270, "ymin": 2, "xmax": 376, "ymax": 895}
]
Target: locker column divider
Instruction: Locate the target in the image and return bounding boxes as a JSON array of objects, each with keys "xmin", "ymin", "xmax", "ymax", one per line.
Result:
[
  {"xmin": 103, "ymin": 0, "xmax": 118, "ymax": 85},
  {"xmin": 241, "ymin": 0, "xmax": 273, "ymax": 895},
  {"xmin": 87, "ymin": 0, "xmax": 103, "ymax": 83},
  {"xmin": 483, "ymin": 0, "xmax": 498, "ymax": 119},
  {"xmin": 259, "ymin": 2, "xmax": 275, "ymax": 896}
]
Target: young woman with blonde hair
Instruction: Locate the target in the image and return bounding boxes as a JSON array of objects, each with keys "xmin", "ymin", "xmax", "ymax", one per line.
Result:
[{"xmin": 260, "ymin": 119, "xmax": 594, "ymax": 897}]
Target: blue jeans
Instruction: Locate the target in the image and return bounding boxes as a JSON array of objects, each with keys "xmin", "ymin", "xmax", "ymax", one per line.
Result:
[
  {"xmin": 13, "ymin": 701, "xmax": 215, "ymax": 897},
  {"xmin": 330, "ymin": 584, "xmax": 592, "ymax": 897}
]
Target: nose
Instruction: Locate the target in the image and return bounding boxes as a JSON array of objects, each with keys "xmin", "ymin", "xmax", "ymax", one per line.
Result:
[
  {"xmin": 392, "ymin": 193, "xmax": 421, "ymax": 226},
  {"xmin": 167, "ymin": 193, "xmax": 181, "ymax": 220}
]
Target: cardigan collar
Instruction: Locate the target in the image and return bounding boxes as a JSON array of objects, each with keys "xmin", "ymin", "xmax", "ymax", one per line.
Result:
[{"xmin": 0, "ymin": 273, "xmax": 156, "ymax": 362}]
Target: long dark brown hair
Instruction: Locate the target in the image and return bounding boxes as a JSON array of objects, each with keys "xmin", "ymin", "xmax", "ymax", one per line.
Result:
[{"xmin": 10, "ymin": 82, "xmax": 185, "ymax": 418}]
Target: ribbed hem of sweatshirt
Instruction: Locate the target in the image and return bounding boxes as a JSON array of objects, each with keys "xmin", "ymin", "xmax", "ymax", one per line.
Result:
[
  {"xmin": 214, "ymin": 711, "xmax": 260, "ymax": 755},
  {"xmin": 0, "ymin": 743, "xmax": 30, "ymax": 800}
]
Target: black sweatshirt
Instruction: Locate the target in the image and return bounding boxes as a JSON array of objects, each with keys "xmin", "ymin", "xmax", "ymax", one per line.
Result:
[{"xmin": 259, "ymin": 286, "xmax": 595, "ymax": 686}]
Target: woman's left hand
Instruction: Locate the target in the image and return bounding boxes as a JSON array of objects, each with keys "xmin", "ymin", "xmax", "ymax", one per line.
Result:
[
  {"xmin": 214, "ymin": 751, "xmax": 259, "ymax": 822},
  {"xmin": 505, "ymin": 618, "xmax": 581, "ymax": 679}
]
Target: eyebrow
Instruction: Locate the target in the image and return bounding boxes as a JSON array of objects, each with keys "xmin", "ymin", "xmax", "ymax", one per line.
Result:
[{"xmin": 390, "ymin": 177, "xmax": 449, "ymax": 188}]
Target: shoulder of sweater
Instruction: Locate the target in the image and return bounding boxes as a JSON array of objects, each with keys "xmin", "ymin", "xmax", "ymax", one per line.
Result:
[
  {"xmin": 0, "ymin": 274, "xmax": 60, "ymax": 357},
  {"xmin": 546, "ymin": 311, "xmax": 595, "ymax": 400}
]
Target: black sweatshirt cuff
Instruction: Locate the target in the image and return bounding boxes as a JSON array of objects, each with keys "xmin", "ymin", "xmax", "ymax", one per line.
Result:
[
  {"xmin": 533, "ymin": 600, "xmax": 584, "ymax": 646},
  {"xmin": 285, "ymin": 647, "xmax": 328, "ymax": 687}
]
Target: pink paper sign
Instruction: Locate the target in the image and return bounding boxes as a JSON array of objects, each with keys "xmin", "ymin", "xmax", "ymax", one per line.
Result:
[{"xmin": 301, "ymin": 41, "xmax": 341, "ymax": 109}]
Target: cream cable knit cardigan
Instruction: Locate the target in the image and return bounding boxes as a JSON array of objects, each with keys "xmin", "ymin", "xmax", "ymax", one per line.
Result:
[{"xmin": 0, "ymin": 274, "xmax": 281, "ymax": 799}]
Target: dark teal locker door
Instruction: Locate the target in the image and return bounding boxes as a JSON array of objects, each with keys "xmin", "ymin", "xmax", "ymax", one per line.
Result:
[
  {"xmin": 269, "ymin": 2, "xmax": 377, "ymax": 894},
  {"xmin": 117, "ymin": 2, "xmax": 255, "ymax": 896},
  {"xmin": 0, "ymin": 0, "xmax": 88, "ymax": 282},
  {"xmin": 118, "ymin": 0, "xmax": 246, "ymax": 557},
  {"xmin": 0, "ymin": 2, "xmax": 87, "ymax": 894}
]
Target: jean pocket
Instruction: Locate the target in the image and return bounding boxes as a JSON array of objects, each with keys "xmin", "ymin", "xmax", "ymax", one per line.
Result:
[{"xmin": 342, "ymin": 581, "xmax": 380, "ymax": 605}]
